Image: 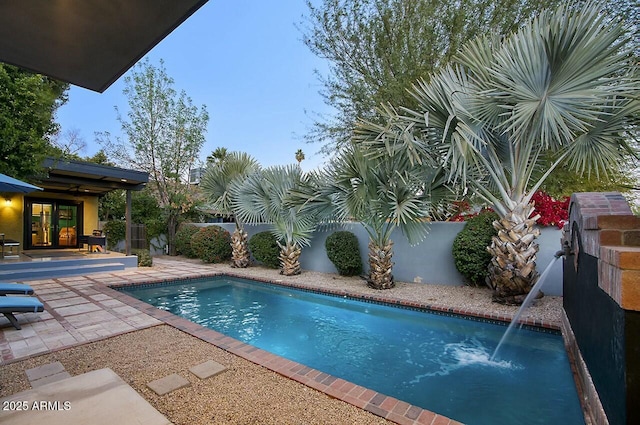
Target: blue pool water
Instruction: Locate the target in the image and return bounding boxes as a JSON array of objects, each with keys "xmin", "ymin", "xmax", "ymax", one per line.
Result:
[{"xmin": 121, "ymin": 276, "xmax": 585, "ymax": 425}]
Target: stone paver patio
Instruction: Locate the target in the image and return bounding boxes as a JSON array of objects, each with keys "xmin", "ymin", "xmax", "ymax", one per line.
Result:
[{"xmin": 0, "ymin": 258, "xmax": 219, "ymax": 363}]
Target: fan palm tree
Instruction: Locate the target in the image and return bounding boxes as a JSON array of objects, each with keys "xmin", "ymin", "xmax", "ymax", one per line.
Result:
[
  {"xmin": 206, "ymin": 146, "xmax": 229, "ymax": 166},
  {"xmin": 360, "ymin": 2, "xmax": 639, "ymax": 303},
  {"xmin": 231, "ymin": 164, "xmax": 318, "ymax": 275},
  {"xmin": 292, "ymin": 137, "xmax": 455, "ymax": 289},
  {"xmin": 199, "ymin": 151, "xmax": 260, "ymax": 268}
]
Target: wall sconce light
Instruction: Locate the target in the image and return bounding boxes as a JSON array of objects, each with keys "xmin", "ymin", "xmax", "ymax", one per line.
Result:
[{"xmin": 4, "ymin": 197, "xmax": 10, "ymax": 205}]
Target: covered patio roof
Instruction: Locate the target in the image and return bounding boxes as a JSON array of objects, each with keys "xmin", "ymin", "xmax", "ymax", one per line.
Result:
[
  {"xmin": 36, "ymin": 158, "xmax": 149, "ymax": 196},
  {"xmin": 0, "ymin": 0, "xmax": 208, "ymax": 92}
]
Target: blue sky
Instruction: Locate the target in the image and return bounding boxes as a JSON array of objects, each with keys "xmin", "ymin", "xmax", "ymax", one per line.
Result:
[{"xmin": 55, "ymin": 1, "xmax": 331, "ymax": 171}]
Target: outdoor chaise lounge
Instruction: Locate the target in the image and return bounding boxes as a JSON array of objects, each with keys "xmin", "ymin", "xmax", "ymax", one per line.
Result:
[
  {"xmin": 0, "ymin": 283, "xmax": 42, "ymax": 330},
  {"xmin": 0, "ymin": 296, "xmax": 44, "ymax": 330},
  {"xmin": 0, "ymin": 282, "xmax": 35, "ymax": 296}
]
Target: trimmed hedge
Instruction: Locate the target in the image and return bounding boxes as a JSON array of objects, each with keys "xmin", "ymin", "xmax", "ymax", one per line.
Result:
[
  {"xmin": 452, "ymin": 211, "xmax": 499, "ymax": 286},
  {"xmin": 175, "ymin": 223, "xmax": 200, "ymax": 258},
  {"xmin": 133, "ymin": 249, "xmax": 153, "ymax": 267},
  {"xmin": 248, "ymin": 231, "xmax": 280, "ymax": 268},
  {"xmin": 325, "ymin": 231, "xmax": 362, "ymax": 276},
  {"xmin": 190, "ymin": 225, "xmax": 232, "ymax": 263}
]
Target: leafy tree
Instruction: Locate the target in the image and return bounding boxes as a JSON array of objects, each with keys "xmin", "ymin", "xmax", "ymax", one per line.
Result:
[
  {"xmin": 360, "ymin": 2, "xmax": 639, "ymax": 303},
  {"xmin": 131, "ymin": 187, "xmax": 166, "ymax": 248},
  {"xmin": 97, "ymin": 186, "xmax": 165, "ymax": 248},
  {"xmin": 98, "ymin": 58, "xmax": 209, "ymax": 255},
  {"xmin": 199, "ymin": 151, "xmax": 261, "ymax": 268},
  {"xmin": 540, "ymin": 157, "xmax": 639, "ymax": 200},
  {"xmin": 52, "ymin": 128, "xmax": 86, "ymax": 159},
  {"xmin": 0, "ymin": 64, "xmax": 68, "ymax": 179},
  {"xmin": 87, "ymin": 150, "xmax": 126, "ymax": 221},
  {"xmin": 300, "ymin": 0, "xmax": 561, "ymax": 154},
  {"xmin": 86, "ymin": 150, "xmax": 112, "ymax": 166},
  {"xmin": 99, "ymin": 190, "xmax": 125, "ymax": 221},
  {"xmin": 295, "ymin": 149, "xmax": 305, "ymax": 164},
  {"xmin": 231, "ymin": 165, "xmax": 319, "ymax": 275}
]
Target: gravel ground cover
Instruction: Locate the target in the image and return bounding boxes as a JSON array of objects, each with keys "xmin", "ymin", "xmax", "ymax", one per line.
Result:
[
  {"xmin": 0, "ymin": 257, "xmax": 564, "ymax": 424},
  {"xmin": 0, "ymin": 325, "xmax": 391, "ymax": 424}
]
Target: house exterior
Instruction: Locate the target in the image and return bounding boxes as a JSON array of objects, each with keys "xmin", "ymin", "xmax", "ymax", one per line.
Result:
[{"xmin": 0, "ymin": 158, "xmax": 148, "ymax": 252}]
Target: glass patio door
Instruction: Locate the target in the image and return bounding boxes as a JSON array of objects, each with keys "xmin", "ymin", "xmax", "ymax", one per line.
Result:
[
  {"xmin": 28, "ymin": 202, "xmax": 79, "ymax": 248},
  {"xmin": 31, "ymin": 202, "xmax": 53, "ymax": 247},
  {"xmin": 57, "ymin": 205, "xmax": 78, "ymax": 247}
]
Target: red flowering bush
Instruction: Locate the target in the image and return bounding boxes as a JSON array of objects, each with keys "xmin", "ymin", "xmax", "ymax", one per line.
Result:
[
  {"xmin": 449, "ymin": 200, "xmax": 475, "ymax": 222},
  {"xmin": 530, "ymin": 191, "xmax": 569, "ymax": 229},
  {"xmin": 449, "ymin": 200, "xmax": 494, "ymax": 222}
]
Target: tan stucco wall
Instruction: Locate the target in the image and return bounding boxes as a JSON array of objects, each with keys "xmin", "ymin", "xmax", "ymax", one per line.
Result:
[
  {"xmin": 82, "ymin": 197, "xmax": 100, "ymax": 234},
  {"xmin": 0, "ymin": 193, "xmax": 100, "ymax": 247},
  {"xmin": 0, "ymin": 194, "xmax": 25, "ymax": 242}
]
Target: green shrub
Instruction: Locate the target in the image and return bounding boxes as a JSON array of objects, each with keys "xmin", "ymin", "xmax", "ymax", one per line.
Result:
[
  {"xmin": 248, "ymin": 231, "xmax": 280, "ymax": 268},
  {"xmin": 175, "ymin": 223, "xmax": 200, "ymax": 258},
  {"xmin": 103, "ymin": 220, "xmax": 125, "ymax": 250},
  {"xmin": 190, "ymin": 225, "xmax": 232, "ymax": 263},
  {"xmin": 452, "ymin": 211, "xmax": 499, "ymax": 286},
  {"xmin": 133, "ymin": 249, "xmax": 153, "ymax": 267},
  {"xmin": 325, "ymin": 231, "xmax": 363, "ymax": 276}
]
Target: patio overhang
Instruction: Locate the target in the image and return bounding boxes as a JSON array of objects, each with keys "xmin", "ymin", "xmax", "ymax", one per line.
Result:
[
  {"xmin": 0, "ymin": 0, "xmax": 208, "ymax": 92},
  {"xmin": 36, "ymin": 157, "xmax": 149, "ymax": 196}
]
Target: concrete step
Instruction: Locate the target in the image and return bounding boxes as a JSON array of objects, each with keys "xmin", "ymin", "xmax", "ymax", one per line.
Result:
[
  {"xmin": 0, "ymin": 255, "xmax": 136, "ymax": 271},
  {"xmin": 0, "ymin": 262, "xmax": 127, "ymax": 281}
]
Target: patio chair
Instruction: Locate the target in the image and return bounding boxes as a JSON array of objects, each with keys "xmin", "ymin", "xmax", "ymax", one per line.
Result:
[
  {"xmin": 0, "ymin": 282, "xmax": 35, "ymax": 296},
  {"xmin": 0, "ymin": 296, "xmax": 44, "ymax": 330}
]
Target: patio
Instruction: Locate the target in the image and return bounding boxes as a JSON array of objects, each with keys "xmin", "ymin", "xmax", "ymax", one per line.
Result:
[{"xmin": 0, "ymin": 257, "xmax": 214, "ymax": 362}]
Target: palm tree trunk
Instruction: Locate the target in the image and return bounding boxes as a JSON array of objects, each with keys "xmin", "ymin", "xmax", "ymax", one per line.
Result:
[
  {"xmin": 230, "ymin": 228, "xmax": 250, "ymax": 268},
  {"xmin": 486, "ymin": 202, "xmax": 541, "ymax": 305},
  {"xmin": 279, "ymin": 243, "xmax": 302, "ymax": 276},
  {"xmin": 367, "ymin": 239, "xmax": 395, "ymax": 289}
]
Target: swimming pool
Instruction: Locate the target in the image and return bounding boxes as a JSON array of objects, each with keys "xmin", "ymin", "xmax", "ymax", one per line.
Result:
[{"xmin": 120, "ymin": 276, "xmax": 585, "ymax": 425}]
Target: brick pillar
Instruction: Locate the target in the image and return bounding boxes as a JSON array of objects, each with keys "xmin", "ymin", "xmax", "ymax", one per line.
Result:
[{"xmin": 562, "ymin": 192, "xmax": 640, "ymax": 425}]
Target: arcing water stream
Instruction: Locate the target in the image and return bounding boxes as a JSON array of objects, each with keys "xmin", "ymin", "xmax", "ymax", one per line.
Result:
[{"xmin": 491, "ymin": 256, "xmax": 561, "ymax": 360}]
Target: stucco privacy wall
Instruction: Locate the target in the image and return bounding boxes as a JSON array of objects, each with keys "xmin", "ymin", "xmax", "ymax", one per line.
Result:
[{"xmin": 211, "ymin": 222, "xmax": 564, "ymax": 295}]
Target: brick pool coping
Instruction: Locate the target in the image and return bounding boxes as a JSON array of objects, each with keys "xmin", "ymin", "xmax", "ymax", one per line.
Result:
[
  {"xmin": 107, "ymin": 271, "xmax": 565, "ymax": 425},
  {"xmin": 112, "ymin": 271, "xmax": 562, "ymax": 331}
]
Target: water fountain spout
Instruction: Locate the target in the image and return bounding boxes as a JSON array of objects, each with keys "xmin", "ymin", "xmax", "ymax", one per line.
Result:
[
  {"xmin": 491, "ymin": 255, "xmax": 561, "ymax": 360},
  {"xmin": 554, "ymin": 240, "xmax": 573, "ymax": 258}
]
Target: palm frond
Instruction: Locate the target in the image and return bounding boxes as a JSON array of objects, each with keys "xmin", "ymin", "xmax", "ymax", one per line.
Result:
[
  {"xmin": 477, "ymin": 2, "xmax": 632, "ymax": 149},
  {"xmin": 563, "ymin": 96, "xmax": 640, "ymax": 177},
  {"xmin": 199, "ymin": 151, "xmax": 260, "ymax": 219},
  {"xmin": 231, "ymin": 164, "xmax": 320, "ymax": 248}
]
